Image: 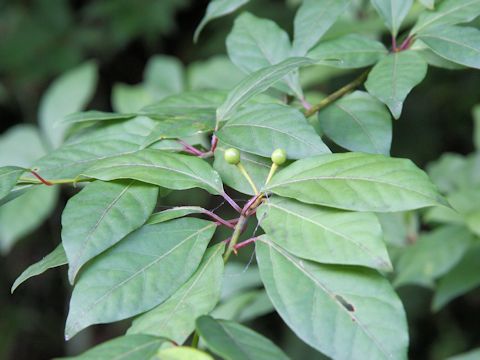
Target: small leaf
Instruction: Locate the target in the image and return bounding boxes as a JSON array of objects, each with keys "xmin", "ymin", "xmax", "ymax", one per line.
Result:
[
  {"xmin": 418, "ymin": 0, "xmax": 435, "ymax": 10},
  {"xmin": 39, "ymin": 61, "xmax": 98, "ymax": 148},
  {"xmin": 0, "ymin": 125, "xmax": 47, "ymax": 168},
  {"xmin": 128, "ymin": 243, "xmax": 224, "ymax": 343},
  {"xmin": 217, "ymin": 103, "xmax": 330, "ymax": 159},
  {"xmin": 433, "ymin": 244, "xmax": 480, "ymax": 311},
  {"xmin": 214, "ymin": 142, "xmax": 271, "ymax": 195},
  {"xmin": 62, "ymin": 111, "xmax": 136, "ymax": 125},
  {"xmin": 370, "ymin": 0, "xmax": 414, "ymax": 36},
  {"xmin": 143, "ymin": 55, "xmax": 185, "ymax": 99},
  {"xmin": 394, "ymin": 225, "xmax": 472, "ymax": 288},
  {"xmin": 318, "ymin": 91, "xmax": 392, "ymax": 155},
  {"xmin": 226, "ymin": 12, "xmax": 302, "ymax": 97},
  {"xmin": 307, "ymin": 34, "xmax": 388, "ymax": 69},
  {"xmin": 256, "ymin": 237, "xmax": 408, "ymax": 360},
  {"xmin": 11, "ymin": 244, "xmax": 67, "ymax": 293},
  {"xmin": 194, "ymin": 0, "xmax": 250, "ymax": 42},
  {"xmin": 365, "ymin": 51, "xmax": 428, "ymax": 119},
  {"xmin": 419, "ymin": 26, "xmax": 480, "ymax": 69},
  {"xmin": 147, "ymin": 206, "xmax": 205, "ymax": 224},
  {"xmin": 216, "ymin": 57, "xmax": 314, "ymax": 122},
  {"xmin": 82, "ymin": 149, "xmax": 224, "ymax": 195},
  {"xmin": 0, "ymin": 166, "xmax": 25, "ymax": 201},
  {"xmin": 188, "ymin": 56, "xmax": 245, "ymax": 91},
  {"xmin": 58, "ymin": 334, "xmax": 166, "ymax": 359},
  {"xmin": 65, "ymin": 218, "xmax": 216, "ymax": 339},
  {"xmin": 155, "ymin": 347, "xmax": 214, "ymax": 360},
  {"xmin": 212, "ymin": 290, "xmax": 274, "ymax": 322},
  {"xmin": 411, "ymin": 0, "xmax": 480, "ymax": 35},
  {"xmin": 292, "ymin": 0, "xmax": 351, "ymax": 55},
  {"xmin": 266, "ymin": 152, "xmax": 447, "ymax": 212},
  {"xmin": 196, "ymin": 315, "xmax": 290, "ymax": 360},
  {"xmin": 0, "ymin": 186, "xmax": 58, "ymax": 254},
  {"xmin": 257, "ymin": 197, "xmax": 392, "ymax": 270},
  {"xmin": 62, "ymin": 180, "xmax": 158, "ymax": 283}
]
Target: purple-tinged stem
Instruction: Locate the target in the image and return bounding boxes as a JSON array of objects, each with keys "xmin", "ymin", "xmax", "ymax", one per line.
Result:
[
  {"xmin": 201, "ymin": 209, "xmax": 236, "ymax": 229},
  {"xmin": 300, "ymin": 98, "xmax": 312, "ymax": 110},
  {"xmin": 233, "ymin": 237, "xmax": 259, "ymax": 254},
  {"xmin": 399, "ymin": 36, "xmax": 413, "ymax": 51},
  {"xmin": 221, "ymin": 192, "xmax": 242, "ymax": 213},
  {"xmin": 392, "ymin": 35, "xmax": 398, "ymax": 52},
  {"xmin": 178, "ymin": 140, "xmax": 205, "ymax": 156}
]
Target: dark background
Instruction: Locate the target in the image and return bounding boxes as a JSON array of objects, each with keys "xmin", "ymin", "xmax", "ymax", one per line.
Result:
[{"xmin": 1, "ymin": 0, "xmax": 479, "ymax": 359}]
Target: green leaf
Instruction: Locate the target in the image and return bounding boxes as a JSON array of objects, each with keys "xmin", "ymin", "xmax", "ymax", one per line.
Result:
[
  {"xmin": 65, "ymin": 218, "xmax": 216, "ymax": 339},
  {"xmin": 365, "ymin": 51, "xmax": 428, "ymax": 119},
  {"xmin": 196, "ymin": 315, "xmax": 290, "ymax": 360},
  {"xmin": 411, "ymin": 0, "xmax": 480, "ymax": 35},
  {"xmin": 212, "ymin": 290, "xmax": 274, "ymax": 322},
  {"xmin": 143, "ymin": 55, "xmax": 185, "ymax": 99},
  {"xmin": 188, "ymin": 55, "xmax": 245, "ymax": 90},
  {"xmin": 214, "ymin": 142, "xmax": 271, "ymax": 196},
  {"xmin": 62, "ymin": 111, "xmax": 137, "ymax": 125},
  {"xmin": 292, "ymin": 0, "xmax": 351, "ymax": 56},
  {"xmin": 220, "ymin": 263, "xmax": 263, "ymax": 300},
  {"xmin": 418, "ymin": 0, "xmax": 435, "ymax": 10},
  {"xmin": 155, "ymin": 347, "xmax": 214, "ymax": 360},
  {"xmin": 11, "ymin": 244, "xmax": 67, "ymax": 293},
  {"xmin": 217, "ymin": 104, "xmax": 330, "ymax": 159},
  {"xmin": 370, "ymin": 0, "xmax": 413, "ymax": 36},
  {"xmin": 433, "ymin": 244, "xmax": 480, "ymax": 311},
  {"xmin": 62, "ymin": 180, "xmax": 158, "ymax": 283},
  {"xmin": 128, "ymin": 243, "xmax": 224, "ymax": 343},
  {"xmin": 256, "ymin": 237, "xmax": 408, "ymax": 360},
  {"xmin": 318, "ymin": 91, "xmax": 392, "ymax": 155},
  {"xmin": 82, "ymin": 149, "xmax": 224, "ymax": 195},
  {"xmin": 394, "ymin": 225, "xmax": 472, "ymax": 288},
  {"xmin": 112, "ymin": 83, "xmax": 153, "ymax": 113},
  {"xmin": 147, "ymin": 206, "xmax": 205, "ymax": 224},
  {"xmin": 257, "ymin": 197, "xmax": 392, "ymax": 270},
  {"xmin": 307, "ymin": 34, "xmax": 388, "ymax": 69},
  {"xmin": 226, "ymin": 12, "xmax": 301, "ymax": 97},
  {"xmin": 194, "ymin": 0, "xmax": 250, "ymax": 42},
  {"xmin": 266, "ymin": 152, "xmax": 446, "ymax": 212},
  {"xmin": 447, "ymin": 348, "xmax": 480, "ymax": 360},
  {"xmin": 0, "ymin": 125, "xmax": 47, "ymax": 168},
  {"xmin": 473, "ymin": 105, "xmax": 480, "ymax": 151},
  {"xmin": 0, "ymin": 186, "xmax": 58, "ymax": 254},
  {"xmin": 419, "ymin": 26, "xmax": 480, "ymax": 69},
  {"xmin": 59, "ymin": 334, "xmax": 166, "ymax": 359},
  {"xmin": 0, "ymin": 166, "xmax": 25, "ymax": 201},
  {"xmin": 39, "ymin": 61, "xmax": 98, "ymax": 148},
  {"xmin": 216, "ymin": 57, "xmax": 314, "ymax": 122}
]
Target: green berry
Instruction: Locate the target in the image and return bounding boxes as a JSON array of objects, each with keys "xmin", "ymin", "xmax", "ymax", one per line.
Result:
[
  {"xmin": 271, "ymin": 148, "xmax": 287, "ymax": 165},
  {"xmin": 224, "ymin": 148, "xmax": 241, "ymax": 165}
]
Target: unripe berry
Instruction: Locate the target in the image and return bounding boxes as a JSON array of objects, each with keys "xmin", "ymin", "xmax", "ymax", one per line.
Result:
[
  {"xmin": 271, "ymin": 148, "xmax": 287, "ymax": 165},
  {"xmin": 224, "ymin": 148, "xmax": 241, "ymax": 165}
]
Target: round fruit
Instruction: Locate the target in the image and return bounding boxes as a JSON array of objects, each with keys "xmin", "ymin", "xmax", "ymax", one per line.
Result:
[
  {"xmin": 224, "ymin": 148, "xmax": 241, "ymax": 165},
  {"xmin": 271, "ymin": 148, "xmax": 287, "ymax": 165}
]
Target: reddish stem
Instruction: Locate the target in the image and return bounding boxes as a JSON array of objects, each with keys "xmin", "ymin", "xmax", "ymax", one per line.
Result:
[
  {"xmin": 210, "ymin": 135, "xmax": 218, "ymax": 153},
  {"xmin": 178, "ymin": 140, "xmax": 205, "ymax": 156},
  {"xmin": 399, "ymin": 36, "xmax": 413, "ymax": 51},
  {"xmin": 391, "ymin": 35, "xmax": 398, "ymax": 52},
  {"xmin": 202, "ymin": 209, "xmax": 236, "ymax": 229},
  {"xmin": 30, "ymin": 170, "xmax": 53, "ymax": 186},
  {"xmin": 221, "ymin": 192, "xmax": 242, "ymax": 213},
  {"xmin": 233, "ymin": 237, "xmax": 259, "ymax": 254}
]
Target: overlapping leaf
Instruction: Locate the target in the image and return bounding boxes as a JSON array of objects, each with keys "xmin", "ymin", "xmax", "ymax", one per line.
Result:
[
  {"xmin": 217, "ymin": 104, "xmax": 330, "ymax": 159},
  {"xmin": 257, "ymin": 197, "xmax": 392, "ymax": 270},
  {"xmin": 65, "ymin": 218, "xmax": 216, "ymax": 339},
  {"xmin": 307, "ymin": 34, "xmax": 388, "ymax": 69},
  {"xmin": 419, "ymin": 26, "xmax": 480, "ymax": 69},
  {"xmin": 0, "ymin": 166, "xmax": 25, "ymax": 201},
  {"xmin": 62, "ymin": 180, "xmax": 158, "ymax": 283},
  {"xmin": 318, "ymin": 91, "xmax": 392, "ymax": 154},
  {"xmin": 216, "ymin": 57, "xmax": 314, "ymax": 121},
  {"xmin": 292, "ymin": 0, "xmax": 351, "ymax": 56},
  {"xmin": 265, "ymin": 152, "xmax": 447, "ymax": 212},
  {"xmin": 81, "ymin": 149, "xmax": 224, "ymax": 195},
  {"xmin": 256, "ymin": 237, "xmax": 408, "ymax": 360},
  {"xmin": 196, "ymin": 315, "xmax": 290, "ymax": 360},
  {"xmin": 371, "ymin": 0, "xmax": 413, "ymax": 36},
  {"xmin": 365, "ymin": 51, "xmax": 428, "ymax": 119},
  {"xmin": 128, "ymin": 243, "xmax": 224, "ymax": 343}
]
